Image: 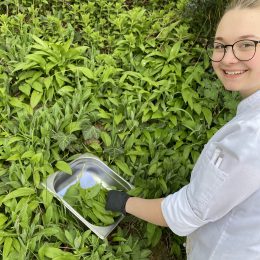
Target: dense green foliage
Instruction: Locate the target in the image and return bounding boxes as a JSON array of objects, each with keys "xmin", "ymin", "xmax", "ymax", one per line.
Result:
[
  {"xmin": 184, "ymin": 0, "xmax": 228, "ymax": 37},
  {"xmin": 0, "ymin": 0, "xmax": 239, "ymax": 259},
  {"xmin": 63, "ymin": 183, "xmax": 121, "ymax": 226}
]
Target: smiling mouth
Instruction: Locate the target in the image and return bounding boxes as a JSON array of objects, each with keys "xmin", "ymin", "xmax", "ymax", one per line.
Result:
[{"xmin": 223, "ymin": 70, "xmax": 248, "ymax": 75}]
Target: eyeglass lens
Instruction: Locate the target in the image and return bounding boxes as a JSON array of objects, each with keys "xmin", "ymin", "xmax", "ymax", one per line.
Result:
[{"xmin": 207, "ymin": 40, "xmax": 256, "ymax": 62}]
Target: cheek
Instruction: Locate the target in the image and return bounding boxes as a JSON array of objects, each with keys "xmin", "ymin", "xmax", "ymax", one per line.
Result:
[{"xmin": 247, "ymin": 54, "xmax": 260, "ymax": 72}]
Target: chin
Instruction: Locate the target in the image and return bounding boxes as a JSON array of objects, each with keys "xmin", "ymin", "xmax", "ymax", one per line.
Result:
[
  {"xmin": 222, "ymin": 84, "xmax": 240, "ymax": 92},
  {"xmin": 222, "ymin": 80, "xmax": 245, "ymax": 92}
]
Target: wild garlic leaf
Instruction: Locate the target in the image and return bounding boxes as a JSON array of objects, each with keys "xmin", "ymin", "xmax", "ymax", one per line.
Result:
[
  {"xmin": 55, "ymin": 161, "xmax": 72, "ymax": 175},
  {"xmin": 52, "ymin": 132, "xmax": 77, "ymax": 151}
]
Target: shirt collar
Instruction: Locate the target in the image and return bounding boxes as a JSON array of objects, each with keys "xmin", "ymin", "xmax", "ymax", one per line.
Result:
[{"xmin": 236, "ymin": 90, "xmax": 260, "ymax": 115}]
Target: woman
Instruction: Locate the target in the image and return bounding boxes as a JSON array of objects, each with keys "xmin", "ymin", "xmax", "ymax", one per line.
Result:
[{"xmin": 106, "ymin": 1, "xmax": 260, "ymax": 259}]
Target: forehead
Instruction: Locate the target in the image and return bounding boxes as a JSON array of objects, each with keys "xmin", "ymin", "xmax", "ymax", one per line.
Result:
[{"xmin": 216, "ymin": 8, "xmax": 260, "ymax": 41}]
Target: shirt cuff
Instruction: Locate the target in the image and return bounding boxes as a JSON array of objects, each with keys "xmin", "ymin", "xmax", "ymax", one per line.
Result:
[{"xmin": 161, "ymin": 186, "xmax": 206, "ymax": 236}]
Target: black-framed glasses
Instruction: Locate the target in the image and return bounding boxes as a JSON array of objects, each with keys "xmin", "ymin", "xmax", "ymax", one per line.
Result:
[{"xmin": 206, "ymin": 39, "xmax": 260, "ymax": 62}]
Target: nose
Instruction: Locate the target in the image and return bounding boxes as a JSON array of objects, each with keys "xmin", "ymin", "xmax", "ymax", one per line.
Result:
[{"xmin": 221, "ymin": 46, "xmax": 239, "ymax": 64}]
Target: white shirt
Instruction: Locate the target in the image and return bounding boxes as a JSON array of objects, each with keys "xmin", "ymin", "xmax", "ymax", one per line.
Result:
[{"xmin": 161, "ymin": 90, "xmax": 260, "ymax": 260}]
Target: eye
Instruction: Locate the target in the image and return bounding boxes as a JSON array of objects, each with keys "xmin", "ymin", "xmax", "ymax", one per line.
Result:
[
  {"xmin": 213, "ymin": 42, "xmax": 225, "ymax": 50},
  {"xmin": 237, "ymin": 40, "xmax": 255, "ymax": 49}
]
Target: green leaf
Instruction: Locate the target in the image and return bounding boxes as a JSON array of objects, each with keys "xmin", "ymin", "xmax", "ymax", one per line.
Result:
[
  {"xmin": 16, "ymin": 70, "xmax": 38, "ymax": 83},
  {"xmin": 32, "ymin": 35, "xmax": 49, "ymax": 49},
  {"xmin": 182, "ymin": 88, "xmax": 193, "ymax": 109},
  {"xmin": 30, "ymin": 152, "xmax": 42, "ymax": 164},
  {"xmin": 26, "ymin": 71, "xmax": 42, "ymax": 84},
  {"xmin": 55, "ymin": 161, "xmax": 72, "ymax": 175},
  {"xmin": 146, "ymin": 223, "xmax": 156, "ymax": 244},
  {"xmin": 146, "ymin": 223, "xmax": 162, "ymax": 247},
  {"xmin": 158, "ymin": 21, "xmax": 180, "ymax": 39},
  {"xmin": 12, "ymin": 62, "xmax": 29, "ymax": 72},
  {"xmin": 20, "ymin": 204, "xmax": 29, "ymax": 228},
  {"xmin": 6, "ymin": 153, "xmax": 20, "ymax": 161},
  {"xmin": 9, "ymin": 97, "xmax": 25, "ymax": 108},
  {"xmin": 7, "ymin": 136, "xmax": 24, "ymax": 145},
  {"xmin": 44, "ymin": 205, "xmax": 53, "ymax": 223},
  {"xmin": 63, "ymin": 38, "xmax": 73, "ymax": 52},
  {"xmin": 167, "ymin": 41, "xmax": 181, "ymax": 62},
  {"xmin": 32, "ymin": 81, "xmax": 43, "ymax": 92},
  {"xmin": 114, "ymin": 113, "xmax": 123, "ymax": 125},
  {"xmin": 57, "ymin": 86, "xmax": 75, "ymax": 95},
  {"xmin": 84, "ymin": 183, "xmax": 101, "ymax": 200},
  {"xmin": 194, "ymin": 103, "xmax": 202, "ymax": 115},
  {"xmin": 115, "ymin": 159, "xmax": 133, "ymax": 176},
  {"xmin": 55, "ymin": 73, "xmax": 70, "ymax": 87},
  {"xmin": 74, "ymin": 236, "xmax": 82, "ymax": 249},
  {"xmin": 160, "ymin": 64, "xmax": 172, "ymax": 77},
  {"xmin": 125, "ymin": 133, "xmax": 135, "ymax": 151},
  {"xmin": 183, "ymin": 145, "xmax": 191, "ymax": 160},
  {"xmin": 41, "ymin": 189, "xmax": 53, "ymax": 208},
  {"xmin": 159, "ymin": 178, "xmax": 167, "ymax": 193},
  {"xmin": 0, "ymin": 213, "xmax": 8, "ymax": 226},
  {"xmin": 65, "ymin": 121, "xmax": 82, "ymax": 133},
  {"xmin": 170, "ymin": 115, "xmax": 177, "ymax": 126},
  {"xmin": 44, "ymin": 247, "xmax": 64, "ymax": 258},
  {"xmin": 151, "ymin": 111, "xmax": 163, "ymax": 119},
  {"xmin": 12, "ymin": 238, "xmax": 20, "ymax": 253},
  {"xmin": 140, "ymin": 249, "xmax": 152, "ymax": 258},
  {"xmin": 35, "ymin": 227, "xmax": 60, "ymax": 238},
  {"xmin": 3, "ymin": 237, "xmax": 12, "ymax": 258},
  {"xmin": 0, "ymin": 231, "xmax": 18, "ymax": 238},
  {"xmin": 46, "ymin": 62, "xmax": 56, "ymax": 74},
  {"xmin": 100, "ymin": 132, "xmax": 112, "ymax": 147},
  {"xmin": 52, "ymin": 132, "xmax": 77, "ymax": 151},
  {"xmin": 30, "ymin": 90, "xmax": 42, "ymax": 108},
  {"xmin": 83, "ymin": 126, "xmax": 100, "ymax": 140},
  {"xmin": 44, "ymin": 76, "xmax": 53, "ymax": 90},
  {"xmin": 19, "ymin": 83, "xmax": 31, "ymax": 96},
  {"xmin": 26, "ymin": 53, "xmax": 46, "ymax": 67},
  {"xmin": 65, "ymin": 230, "xmax": 74, "ymax": 244},
  {"xmin": 142, "ymin": 112, "xmax": 152, "ymax": 123},
  {"xmin": 202, "ymin": 107, "xmax": 212, "ymax": 126},
  {"xmin": 79, "ymin": 67, "xmax": 94, "ymax": 79},
  {"xmin": 148, "ymin": 163, "xmax": 157, "ymax": 175},
  {"xmin": 33, "ymin": 170, "xmax": 41, "ymax": 187},
  {"xmin": 98, "ymin": 109, "xmax": 111, "ymax": 119},
  {"xmin": 68, "ymin": 65, "xmax": 94, "ymax": 79},
  {"xmin": 1, "ymin": 187, "xmax": 35, "ymax": 204},
  {"xmin": 21, "ymin": 150, "xmax": 35, "ymax": 159},
  {"xmin": 89, "ymin": 141, "xmax": 102, "ymax": 152}
]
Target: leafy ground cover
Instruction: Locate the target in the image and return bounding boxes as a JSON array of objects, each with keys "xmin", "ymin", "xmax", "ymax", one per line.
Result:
[{"xmin": 0, "ymin": 0, "xmax": 239, "ymax": 259}]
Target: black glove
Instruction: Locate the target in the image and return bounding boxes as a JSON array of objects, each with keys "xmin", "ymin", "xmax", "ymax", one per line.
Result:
[{"xmin": 105, "ymin": 190, "xmax": 130, "ymax": 215}]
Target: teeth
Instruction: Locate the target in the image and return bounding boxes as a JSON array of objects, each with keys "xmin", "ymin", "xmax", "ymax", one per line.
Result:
[{"xmin": 224, "ymin": 71, "xmax": 245, "ymax": 75}]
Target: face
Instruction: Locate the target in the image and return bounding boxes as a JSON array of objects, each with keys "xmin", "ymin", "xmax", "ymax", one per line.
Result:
[{"xmin": 213, "ymin": 8, "xmax": 260, "ymax": 97}]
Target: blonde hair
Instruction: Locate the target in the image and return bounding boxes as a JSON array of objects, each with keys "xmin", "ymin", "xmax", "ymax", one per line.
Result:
[{"xmin": 225, "ymin": 0, "xmax": 260, "ymax": 12}]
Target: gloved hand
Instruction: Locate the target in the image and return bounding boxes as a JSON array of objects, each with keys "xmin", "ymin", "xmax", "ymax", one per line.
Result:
[{"xmin": 105, "ymin": 190, "xmax": 130, "ymax": 215}]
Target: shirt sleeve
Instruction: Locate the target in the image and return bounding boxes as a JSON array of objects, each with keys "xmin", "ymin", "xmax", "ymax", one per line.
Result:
[{"xmin": 161, "ymin": 120, "xmax": 260, "ymax": 236}]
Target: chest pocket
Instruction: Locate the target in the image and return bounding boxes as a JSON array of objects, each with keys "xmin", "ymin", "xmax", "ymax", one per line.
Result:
[{"xmin": 187, "ymin": 143, "xmax": 228, "ymax": 221}]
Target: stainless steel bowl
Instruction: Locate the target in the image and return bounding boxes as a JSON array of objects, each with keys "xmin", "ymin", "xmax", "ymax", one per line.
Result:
[{"xmin": 42, "ymin": 153, "xmax": 133, "ymax": 239}]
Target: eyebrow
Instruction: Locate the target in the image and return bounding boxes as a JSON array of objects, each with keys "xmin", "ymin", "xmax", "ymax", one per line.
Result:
[{"xmin": 215, "ymin": 35, "xmax": 258, "ymax": 41}]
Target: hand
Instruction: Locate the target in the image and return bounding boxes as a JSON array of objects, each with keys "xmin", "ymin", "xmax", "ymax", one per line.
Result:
[{"xmin": 105, "ymin": 190, "xmax": 130, "ymax": 215}]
